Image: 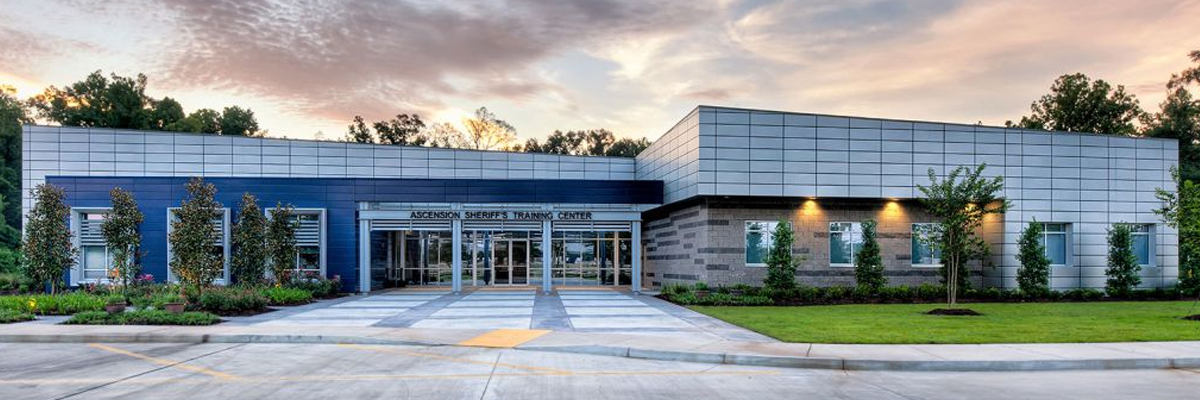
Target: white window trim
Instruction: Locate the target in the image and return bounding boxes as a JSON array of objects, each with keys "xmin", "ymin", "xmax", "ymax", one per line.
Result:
[
  {"xmin": 166, "ymin": 207, "xmax": 232, "ymax": 285},
  {"xmin": 1131, "ymin": 224, "xmax": 1156, "ymax": 268},
  {"xmin": 744, "ymin": 221, "xmax": 778, "ymax": 267},
  {"xmin": 1041, "ymin": 223, "xmax": 1072, "ymax": 268},
  {"xmin": 910, "ymin": 223, "xmax": 941, "ymax": 268},
  {"xmin": 70, "ymin": 207, "xmax": 112, "ymax": 286},
  {"xmin": 265, "ymin": 207, "xmax": 327, "ymax": 276},
  {"xmin": 829, "ymin": 222, "xmax": 860, "ymax": 268}
]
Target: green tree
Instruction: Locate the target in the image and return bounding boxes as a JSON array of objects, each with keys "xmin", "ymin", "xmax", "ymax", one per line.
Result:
[
  {"xmin": 345, "ymin": 115, "xmax": 374, "ymax": 143},
  {"xmin": 167, "ymin": 108, "xmax": 222, "ymax": 133},
  {"xmin": 1143, "ymin": 88, "xmax": 1200, "ymax": 182},
  {"xmin": 1105, "ymin": 223, "xmax": 1141, "ymax": 297},
  {"xmin": 1155, "ymin": 167, "xmax": 1200, "ymax": 295},
  {"xmin": 1167, "ymin": 50, "xmax": 1200, "ymax": 90},
  {"xmin": 1016, "ymin": 219, "xmax": 1051, "ymax": 295},
  {"xmin": 266, "ymin": 203, "xmax": 298, "ymax": 284},
  {"xmin": 0, "ymin": 86, "xmax": 28, "ymax": 236},
  {"xmin": 169, "ymin": 178, "xmax": 223, "ymax": 291},
  {"xmin": 854, "ymin": 219, "xmax": 886, "ymax": 292},
  {"xmin": 231, "ymin": 193, "xmax": 268, "ymax": 285},
  {"xmin": 100, "ymin": 187, "xmax": 143, "ymax": 295},
  {"xmin": 22, "ymin": 184, "xmax": 75, "ymax": 293},
  {"xmin": 764, "ymin": 220, "xmax": 798, "ymax": 292},
  {"xmin": 219, "ymin": 106, "xmax": 259, "ymax": 136},
  {"xmin": 605, "ymin": 137, "xmax": 652, "ymax": 157},
  {"xmin": 375, "ymin": 113, "xmax": 426, "ymax": 146},
  {"xmin": 27, "ymin": 70, "xmax": 155, "ymax": 129},
  {"xmin": 1010, "ymin": 73, "xmax": 1144, "ymax": 135},
  {"xmin": 150, "ymin": 97, "xmax": 185, "ymax": 130},
  {"xmin": 916, "ymin": 164, "xmax": 1009, "ymax": 308}
]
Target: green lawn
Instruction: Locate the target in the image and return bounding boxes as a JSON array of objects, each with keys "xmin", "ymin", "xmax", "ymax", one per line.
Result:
[{"xmin": 691, "ymin": 302, "xmax": 1200, "ymax": 344}]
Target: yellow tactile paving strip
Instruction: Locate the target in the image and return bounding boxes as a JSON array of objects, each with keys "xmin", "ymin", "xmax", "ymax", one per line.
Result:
[{"xmin": 457, "ymin": 329, "xmax": 550, "ymax": 348}]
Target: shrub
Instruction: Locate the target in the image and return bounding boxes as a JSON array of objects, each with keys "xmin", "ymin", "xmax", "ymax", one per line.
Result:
[
  {"xmin": 0, "ymin": 273, "xmax": 21, "ymax": 292},
  {"xmin": 231, "ymin": 193, "xmax": 268, "ymax": 285},
  {"xmin": 916, "ymin": 283, "xmax": 946, "ymax": 302},
  {"xmin": 64, "ymin": 310, "xmax": 221, "ymax": 325},
  {"xmin": 854, "ymin": 219, "xmax": 886, "ymax": 292},
  {"xmin": 764, "ymin": 220, "xmax": 800, "ymax": 292},
  {"xmin": 267, "ymin": 204, "xmax": 298, "ymax": 283},
  {"xmin": 0, "ymin": 248, "xmax": 21, "ymax": 274},
  {"xmin": 169, "ymin": 178, "xmax": 224, "ymax": 289},
  {"xmin": 0, "ymin": 309, "xmax": 34, "ymax": 323},
  {"xmin": 1062, "ymin": 288, "xmax": 1104, "ymax": 301},
  {"xmin": 23, "ymin": 184, "xmax": 76, "ymax": 293},
  {"xmin": 285, "ymin": 275, "xmax": 342, "ymax": 298},
  {"xmin": 1105, "ymin": 223, "xmax": 1142, "ymax": 297},
  {"xmin": 693, "ymin": 282, "xmax": 709, "ymax": 291},
  {"xmin": 190, "ymin": 287, "xmax": 268, "ymax": 315},
  {"xmin": 661, "ymin": 284, "xmax": 692, "ymax": 296},
  {"xmin": 1016, "ymin": 220, "xmax": 1052, "ymax": 296},
  {"xmin": 260, "ymin": 286, "xmax": 312, "ymax": 306},
  {"xmin": 0, "ymin": 293, "xmax": 106, "ymax": 315}
]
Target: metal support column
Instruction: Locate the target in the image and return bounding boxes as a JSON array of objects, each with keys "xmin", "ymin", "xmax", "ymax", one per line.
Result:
[
  {"xmin": 631, "ymin": 221, "xmax": 642, "ymax": 294},
  {"xmin": 542, "ymin": 220, "xmax": 552, "ymax": 294},
  {"xmin": 451, "ymin": 219, "xmax": 463, "ymax": 294},
  {"xmin": 358, "ymin": 218, "xmax": 370, "ymax": 293}
]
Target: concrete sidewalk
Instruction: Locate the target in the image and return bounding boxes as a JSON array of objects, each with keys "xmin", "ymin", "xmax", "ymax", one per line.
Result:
[{"xmin": 2, "ymin": 323, "xmax": 1199, "ymax": 372}]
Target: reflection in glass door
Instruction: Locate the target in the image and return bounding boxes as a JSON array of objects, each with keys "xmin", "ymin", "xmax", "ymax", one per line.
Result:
[{"xmin": 491, "ymin": 239, "xmax": 530, "ymax": 286}]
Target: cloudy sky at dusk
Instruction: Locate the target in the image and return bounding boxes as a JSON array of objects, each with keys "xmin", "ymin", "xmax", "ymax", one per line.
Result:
[{"xmin": 3, "ymin": 0, "xmax": 1199, "ymax": 141}]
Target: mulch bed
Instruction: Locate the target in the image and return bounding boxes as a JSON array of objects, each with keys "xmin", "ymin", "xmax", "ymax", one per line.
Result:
[
  {"xmin": 1183, "ymin": 314, "xmax": 1200, "ymax": 321},
  {"xmin": 926, "ymin": 308, "xmax": 983, "ymax": 316}
]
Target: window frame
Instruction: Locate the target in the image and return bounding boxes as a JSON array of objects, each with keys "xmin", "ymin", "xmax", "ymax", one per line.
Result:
[
  {"xmin": 265, "ymin": 207, "xmax": 327, "ymax": 277},
  {"xmin": 70, "ymin": 207, "xmax": 113, "ymax": 285},
  {"xmin": 909, "ymin": 223, "xmax": 942, "ymax": 268},
  {"xmin": 166, "ymin": 207, "xmax": 232, "ymax": 285},
  {"xmin": 744, "ymin": 221, "xmax": 779, "ymax": 267},
  {"xmin": 829, "ymin": 222, "xmax": 863, "ymax": 268},
  {"xmin": 1040, "ymin": 223, "xmax": 1071, "ymax": 267},
  {"xmin": 1129, "ymin": 224, "xmax": 1155, "ymax": 268}
]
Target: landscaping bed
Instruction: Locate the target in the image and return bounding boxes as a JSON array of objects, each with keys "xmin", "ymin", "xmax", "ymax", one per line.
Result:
[
  {"xmin": 0, "ymin": 309, "xmax": 35, "ymax": 323},
  {"xmin": 658, "ymin": 283, "xmax": 1190, "ymax": 307},
  {"xmin": 64, "ymin": 310, "xmax": 221, "ymax": 326},
  {"xmin": 691, "ymin": 301, "xmax": 1200, "ymax": 344}
]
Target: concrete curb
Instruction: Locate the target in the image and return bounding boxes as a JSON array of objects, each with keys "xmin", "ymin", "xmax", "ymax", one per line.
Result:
[{"xmin": 3, "ymin": 333, "xmax": 1198, "ymax": 372}]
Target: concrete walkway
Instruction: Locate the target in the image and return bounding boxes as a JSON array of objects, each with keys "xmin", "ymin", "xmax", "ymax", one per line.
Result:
[
  {"xmin": 224, "ymin": 289, "xmax": 772, "ymax": 342},
  {"xmin": 3, "ymin": 322, "xmax": 1199, "ymax": 372}
]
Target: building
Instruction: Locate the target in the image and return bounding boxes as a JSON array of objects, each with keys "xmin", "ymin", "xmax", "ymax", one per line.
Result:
[{"xmin": 22, "ymin": 106, "xmax": 1180, "ymax": 292}]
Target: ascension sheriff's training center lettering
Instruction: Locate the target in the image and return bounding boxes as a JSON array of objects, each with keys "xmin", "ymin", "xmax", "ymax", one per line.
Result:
[{"xmin": 409, "ymin": 211, "xmax": 594, "ymax": 220}]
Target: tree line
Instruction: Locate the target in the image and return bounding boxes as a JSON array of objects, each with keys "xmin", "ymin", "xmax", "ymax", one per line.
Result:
[
  {"xmin": 342, "ymin": 107, "xmax": 652, "ymax": 157},
  {"xmin": 1008, "ymin": 51, "xmax": 1200, "ymax": 182}
]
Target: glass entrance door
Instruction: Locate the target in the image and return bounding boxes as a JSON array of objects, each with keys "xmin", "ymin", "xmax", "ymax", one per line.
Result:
[{"xmin": 491, "ymin": 239, "xmax": 530, "ymax": 285}]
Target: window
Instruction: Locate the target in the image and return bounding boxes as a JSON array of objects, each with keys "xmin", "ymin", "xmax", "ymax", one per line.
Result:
[
  {"xmin": 745, "ymin": 221, "xmax": 779, "ymax": 266},
  {"xmin": 292, "ymin": 211, "xmax": 325, "ymax": 275},
  {"xmin": 910, "ymin": 223, "xmax": 941, "ymax": 267},
  {"xmin": 829, "ymin": 222, "xmax": 862, "ymax": 266},
  {"xmin": 1130, "ymin": 224, "xmax": 1154, "ymax": 267},
  {"xmin": 1041, "ymin": 223, "xmax": 1069, "ymax": 266},
  {"xmin": 73, "ymin": 209, "xmax": 113, "ymax": 284}
]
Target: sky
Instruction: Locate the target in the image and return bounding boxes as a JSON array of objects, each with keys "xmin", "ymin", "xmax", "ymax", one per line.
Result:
[{"xmin": 2, "ymin": 0, "xmax": 1200, "ymax": 142}]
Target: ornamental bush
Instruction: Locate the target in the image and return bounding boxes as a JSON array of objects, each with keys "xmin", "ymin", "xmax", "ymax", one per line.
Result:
[
  {"xmin": 169, "ymin": 178, "xmax": 223, "ymax": 290},
  {"xmin": 1105, "ymin": 223, "xmax": 1142, "ymax": 297},
  {"xmin": 101, "ymin": 187, "xmax": 144, "ymax": 293},
  {"xmin": 1016, "ymin": 220, "xmax": 1051, "ymax": 295},
  {"xmin": 0, "ymin": 309, "xmax": 34, "ymax": 324},
  {"xmin": 266, "ymin": 203, "xmax": 298, "ymax": 283},
  {"xmin": 854, "ymin": 219, "xmax": 886, "ymax": 292},
  {"xmin": 231, "ymin": 193, "xmax": 268, "ymax": 285},
  {"xmin": 64, "ymin": 310, "xmax": 220, "ymax": 326},
  {"xmin": 23, "ymin": 184, "xmax": 76, "ymax": 293},
  {"xmin": 763, "ymin": 220, "xmax": 799, "ymax": 292},
  {"xmin": 259, "ymin": 286, "xmax": 312, "ymax": 306},
  {"xmin": 190, "ymin": 287, "xmax": 268, "ymax": 315},
  {"xmin": 0, "ymin": 293, "xmax": 106, "ymax": 315},
  {"xmin": 1155, "ymin": 168, "xmax": 1200, "ymax": 295}
]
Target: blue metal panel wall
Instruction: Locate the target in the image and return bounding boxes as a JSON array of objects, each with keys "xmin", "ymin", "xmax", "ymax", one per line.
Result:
[{"xmin": 46, "ymin": 177, "xmax": 663, "ymax": 292}]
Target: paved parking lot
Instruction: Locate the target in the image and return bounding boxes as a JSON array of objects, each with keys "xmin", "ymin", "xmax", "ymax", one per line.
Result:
[
  {"xmin": 236, "ymin": 289, "xmax": 766, "ymax": 341},
  {"xmin": 3, "ymin": 342, "xmax": 1199, "ymax": 400}
]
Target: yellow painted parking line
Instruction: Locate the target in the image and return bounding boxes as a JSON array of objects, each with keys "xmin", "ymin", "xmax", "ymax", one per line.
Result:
[
  {"xmin": 458, "ymin": 329, "xmax": 550, "ymax": 348},
  {"xmin": 88, "ymin": 343, "xmax": 240, "ymax": 381},
  {"xmin": 337, "ymin": 343, "xmax": 571, "ymax": 374}
]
